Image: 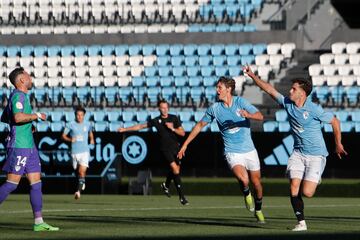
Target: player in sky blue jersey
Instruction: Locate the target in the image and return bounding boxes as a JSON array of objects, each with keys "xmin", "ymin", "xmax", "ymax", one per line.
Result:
[
  {"xmin": 178, "ymin": 77, "xmax": 265, "ymax": 223},
  {"xmin": 243, "ymin": 65, "xmax": 347, "ymax": 231},
  {"xmin": 61, "ymin": 106, "xmax": 94, "ymax": 200},
  {"xmin": 0, "ymin": 67, "xmax": 59, "ymax": 231}
]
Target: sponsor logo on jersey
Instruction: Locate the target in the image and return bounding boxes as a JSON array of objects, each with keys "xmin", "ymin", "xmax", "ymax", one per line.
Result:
[{"xmin": 16, "ymin": 102, "xmax": 23, "ymax": 109}]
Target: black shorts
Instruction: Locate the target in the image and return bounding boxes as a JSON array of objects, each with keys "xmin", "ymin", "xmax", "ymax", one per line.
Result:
[{"xmin": 161, "ymin": 149, "xmax": 181, "ymax": 165}]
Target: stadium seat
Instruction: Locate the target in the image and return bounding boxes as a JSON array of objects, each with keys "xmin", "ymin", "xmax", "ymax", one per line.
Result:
[{"xmin": 263, "ymin": 121, "xmax": 278, "ymax": 132}]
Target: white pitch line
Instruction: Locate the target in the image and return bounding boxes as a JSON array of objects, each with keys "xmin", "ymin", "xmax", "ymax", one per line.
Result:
[{"xmin": 0, "ymin": 204, "xmax": 359, "ymax": 215}]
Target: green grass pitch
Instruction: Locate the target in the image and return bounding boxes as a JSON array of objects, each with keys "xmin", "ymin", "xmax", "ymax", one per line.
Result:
[{"xmin": 0, "ymin": 195, "xmax": 359, "ymax": 240}]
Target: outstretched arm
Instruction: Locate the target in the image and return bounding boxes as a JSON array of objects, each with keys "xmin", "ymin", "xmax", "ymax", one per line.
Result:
[
  {"xmin": 177, "ymin": 121, "xmax": 208, "ymax": 159},
  {"xmin": 118, "ymin": 123, "xmax": 148, "ymax": 132},
  {"xmin": 330, "ymin": 117, "xmax": 347, "ymax": 159},
  {"xmin": 243, "ymin": 65, "xmax": 281, "ymax": 102},
  {"xmin": 237, "ymin": 110, "xmax": 264, "ymax": 121},
  {"xmin": 13, "ymin": 112, "xmax": 46, "ymax": 124}
]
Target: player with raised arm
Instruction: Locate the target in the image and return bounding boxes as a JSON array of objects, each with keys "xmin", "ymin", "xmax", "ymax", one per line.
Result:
[
  {"xmin": 0, "ymin": 67, "xmax": 59, "ymax": 231},
  {"xmin": 118, "ymin": 100, "xmax": 188, "ymax": 205},
  {"xmin": 178, "ymin": 76, "xmax": 266, "ymax": 223},
  {"xmin": 61, "ymin": 106, "xmax": 94, "ymax": 200},
  {"xmin": 243, "ymin": 65, "xmax": 347, "ymax": 231}
]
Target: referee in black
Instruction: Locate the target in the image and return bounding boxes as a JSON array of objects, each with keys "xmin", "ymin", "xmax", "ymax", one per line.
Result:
[{"xmin": 118, "ymin": 100, "xmax": 188, "ymax": 205}]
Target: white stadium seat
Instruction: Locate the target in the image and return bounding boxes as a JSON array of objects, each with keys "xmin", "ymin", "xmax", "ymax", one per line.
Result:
[{"xmin": 331, "ymin": 42, "xmax": 346, "ymax": 54}]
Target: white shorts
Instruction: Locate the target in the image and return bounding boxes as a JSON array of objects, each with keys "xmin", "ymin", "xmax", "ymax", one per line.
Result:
[
  {"xmin": 224, "ymin": 149, "xmax": 260, "ymax": 171},
  {"xmin": 71, "ymin": 152, "xmax": 90, "ymax": 170},
  {"xmin": 286, "ymin": 150, "xmax": 326, "ymax": 183}
]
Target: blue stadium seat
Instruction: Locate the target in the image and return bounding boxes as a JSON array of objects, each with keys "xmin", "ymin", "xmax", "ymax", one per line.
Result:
[
  {"xmin": 198, "ymin": 44, "xmax": 211, "ymax": 56},
  {"xmin": 253, "ymin": 43, "xmax": 267, "ymax": 55},
  {"xmin": 107, "ymin": 112, "xmax": 120, "ymax": 122},
  {"xmin": 225, "ymin": 44, "xmax": 239, "ymax": 55},
  {"xmin": 105, "ymin": 87, "xmax": 119, "ymax": 106},
  {"xmin": 186, "ymin": 66, "xmax": 200, "ymax": 77},
  {"xmin": 161, "ymin": 87, "xmax": 175, "ymax": 102},
  {"xmin": 61, "ymin": 45, "xmax": 74, "ymax": 57},
  {"xmin": 278, "ymin": 121, "xmax": 290, "ymax": 132},
  {"xmin": 205, "ymin": 86, "xmax": 216, "ymax": 103},
  {"xmin": 229, "ymin": 24, "xmax": 244, "ymax": 32},
  {"xmin": 229, "ymin": 66, "xmax": 242, "ymax": 76},
  {"xmin": 170, "ymin": 44, "xmax": 183, "ymax": 56},
  {"xmin": 76, "ymin": 87, "xmax": 90, "ymax": 103},
  {"xmin": 226, "ymin": 4, "xmax": 240, "ymax": 20},
  {"xmin": 146, "ymin": 76, "xmax": 159, "ymax": 87},
  {"xmin": 213, "ymin": 55, "xmax": 226, "ymax": 66},
  {"xmin": 323, "ymin": 123, "xmax": 333, "ymax": 132},
  {"xmin": 0, "ymin": 122, "xmax": 8, "ymax": 132},
  {"xmin": 156, "ymin": 56, "xmax": 170, "ymax": 66},
  {"xmin": 62, "ymin": 87, "xmax": 76, "ymax": 103},
  {"xmin": 199, "ymin": 5, "xmax": 212, "ymax": 20},
  {"xmin": 201, "ymin": 66, "xmax": 214, "ymax": 77},
  {"xmin": 34, "ymin": 88, "xmax": 47, "ymax": 104},
  {"xmin": 275, "ymin": 110, "xmax": 288, "ymax": 121},
  {"xmin": 215, "ymin": 24, "xmax": 230, "ymax": 32},
  {"xmin": 142, "ymin": 44, "xmax": 155, "ymax": 56},
  {"xmin": 210, "ymin": 122, "xmax": 220, "ymax": 132},
  {"xmin": 199, "ymin": 55, "xmax": 212, "ymax": 66},
  {"xmin": 252, "ymin": 0, "xmax": 264, "ymax": 9},
  {"xmin": 203, "ymin": 76, "xmax": 217, "ymax": 87},
  {"xmin": 330, "ymin": 86, "xmax": 345, "ymax": 104},
  {"xmin": 351, "ymin": 111, "xmax": 360, "ymax": 121},
  {"xmin": 189, "ymin": 76, "xmax": 202, "ymax": 87},
  {"xmin": 355, "ymin": 122, "xmax": 360, "ymax": 132},
  {"xmin": 174, "ymin": 76, "xmax": 188, "ymax": 87},
  {"xmin": 179, "ymin": 111, "xmax": 193, "ymax": 122},
  {"xmin": 194, "ymin": 111, "xmax": 206, "ymax": 121},
  {"xmin": 185, "ymin": 56, "xmax": 198, "ymax": 66},
  {"xmin": 20, "ymin": 45, "xmax": 34, "ymax": 57},
  {"xmin": 115, "ymin": 45, "xmax": 128, "ymax": 56},
  {"xmin": 239, "ymin": 44, "xmax": 253, "ymax": 55},
  {"xmin": 184, "ymin": 44, "xmax": 197, "ymax": 56},
  {"xmin": 188, "ymin": 24, "xmax": 202, "ymax": 32},
  {"xmin": 201, "ymin": 24, "xmax": 216, "ymax": 32},
  {"xmin": 74, "ymin": 45, "xmax": 87, "ymax": 56},
  {"xmin": 122, "ymin": 111, "xmax": 135, "ymax": 121},
  {"xmin": 172, "ymin": 66, "xmax": 185, "ymax": 77},
  {"xmin": 182, "ymin": 121, "xmax": 195, "ymax": 132},
  {"xmin": 123, "ymin": 121, "xmax": 138, "ymax": 129},
  {"xmin": 244, "ymin": 24, "xmax": 256, "ymax": 32},
  {"xmin": 136, "ymin": 111, "xmax": 149, "ymax": 122},
  {"xmin": 50, "ymin": 111, "xmax": 63, "ymax": 122},
  {"xmin": 190, "ymin": 86, "xmax": 204, "ymax": 104},
  {"xmin": 7, "ymin": 46, "xmax": 20, "ymax": 57},
  {"xmin": 101, "ymin": 45, "xmax": 114, "ymax": 56},
  {"xmin": 109, "ymin": 121, "xmax": 123, "ymax": 132},
  {"xmin": 93, "ymin": 111, "xmax": 106, "ymax": 121},
  {"xmin": 282, "ymin": 135, "xmax": 294, "ymax": 154},
  {"xmin": 94, "ymin": 122, "xmax": 108, "ymax": 132},
  {"xmin": 171, "ymin": 56, "xmax": 184, "ymax": 66},
  {"xmin": 119, "ymin": 87, "xmax": 132, "ymax": 103},
  {"xmin": 147, "ymin": 87, "xmax": 161, "ymax": 104},
  {"xmin": 213, "ymin": 4, "xmax": 226, "ymax": 20},
  {"xmin": 129, "ymin": 44, "xmax": 142, "ymax": 56},
  {"xmin": 345, "ymin": 86, "xmax": 358, "ymax": 105},
  {"xmin": 90, "ymin": 86, "xmax": 105, "ymax": 104},
  {"xmin": 334, "ymin": 111, "xmax": 349, "ymax": 122},
  {"xmin": 34, "ymin": 45, "xmax": 47, "ymax": 57},
  {"xmin": 50, "ymin": 121, "xmax": 64, "ymax": 132},
  {"xmin": 315, "ymin": 86, "xmax": 329, "ymax": 104},
  {"xmin": 144, "ymin": 66, "xmax": 158, "ymax": 76},
  {"xmin": 133, "ymin": 87, "xmax": 146, "ymax": 105},
  {"xmin": 159, "ymin": 66, "xmax": 172, "ymax": 77},
  {"xmin": 176, "ymin": 86, "xmax": 190, "ymax": 104},
  {"xmin": 64, "ymin": 111, "xmax": 75, "ymax": 122},
  {"xmin": 159, "ymin": 76, "xmax": 173, "ymax": 87},
  {"xmin": 240, "ymin": 4, "xmax": 254, "ymax": 18},
  {"xmin": 88, "ymin": 45, "xmax": 102, "ymax": 56},
  {"xmin": 0, "ymin": 46, "xmax": 6, "ymax": 56},
  {"xmin": 263, "ymin": 121, "xmax": 278, "ymax": 132},
  {"xmin": 36, "ymin": 122, "xmax": 50, "ymax": 132},
  {"xmin": 47, "ymin": 45, "xmax": 61, "ymax": 57},
  {"xmin": 340, "ymin": 122, "xmax": 353, "ymax": 132},
  {"xmin": 227, "ymin": 55, "xmax": 240, "ymax": 66},
  {"xmin": 156, "ymin": 44, "xmax": 170, "ymax": 56},
  {"xmin": 240, "ymin": 55, "xmax": 255, "ymax": 65},
  {"xmin": 215, "ymin": 66, "xmax": 228, "ymax": 76},
  {"xmin": 132, "ymin": 76, "xmax": 145, "ymax": 87},
  {"xmin": 211, "ymin": 44, "xmax": 225, "ymax": 55}
]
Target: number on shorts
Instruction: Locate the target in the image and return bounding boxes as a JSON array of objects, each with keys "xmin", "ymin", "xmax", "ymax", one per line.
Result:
[{"xmin": 16, "ymin": 156, "xmax": 27, "ymax": 167}]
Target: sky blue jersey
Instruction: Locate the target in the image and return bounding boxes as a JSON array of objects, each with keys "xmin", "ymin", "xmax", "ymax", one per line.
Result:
[
  {"xmin": 202, "ymin": 96, "xmax": 259, "ymax": 154},
  {"xmin": 276, "ymin": 94, "xmax": 334, "ymax": 157},
  {"xmin": 63, "ymin": 121, "xmax": 92, "ymax": 154}
]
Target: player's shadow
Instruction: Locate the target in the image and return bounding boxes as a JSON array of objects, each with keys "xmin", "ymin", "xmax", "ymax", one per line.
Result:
[{"xmin": 0, "ymin": 222, "xmax": 31, "ymax": 231}]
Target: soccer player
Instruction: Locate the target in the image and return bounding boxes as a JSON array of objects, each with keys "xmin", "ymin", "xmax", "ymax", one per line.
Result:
[
  {"xmin": 0, "ymin": 67, "xmax": 59, "ymax": 231},
  {"xmin": 177, "ymin": 77, "xmax": 266, "ymax": 223},
  {"xmin": 118, "ymin": 100, "xmax": 189, "ymax": 205},
  {"xmin": 61, "ymin": 106, "xmax": 94, "ymax": 200},
  {"xmin": 243, "ymin": 65, "xmax": 347, "ymax": 231}
]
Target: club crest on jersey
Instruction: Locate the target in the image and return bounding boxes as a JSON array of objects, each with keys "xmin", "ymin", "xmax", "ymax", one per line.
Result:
[
  {"xmin": 15, "ymin": 166, "xmax": 21, "ymax": 172},
  {"xmin": 236, "ymin": 109, "xmax": 242, "ymax": 117},
  {"xmin": 303, "ymin": 111, "xmax": 309, "ymax": 120},
  {"xmin": 16, "ymin": 102, "xmax": 23, "ymax": 109}
]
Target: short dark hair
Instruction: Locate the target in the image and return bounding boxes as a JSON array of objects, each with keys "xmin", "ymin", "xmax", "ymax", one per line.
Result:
[
  {"xmin": 292, "ymin": 78, "xmax": 312, "ymax": 96},
  {"xmin": 157, "ymin": 99, "xmax": 169, "ymax": 107},
  {"xmin": 74, "ymin": 105, "xmax": 86, "ymax": 114},
  {"xmin": 9, "ymin": 67, "xmax": 25, "ymax": 85},
  {"xmin": 217, "ymin": 76, "xmax": 236, "ymax": 95}
]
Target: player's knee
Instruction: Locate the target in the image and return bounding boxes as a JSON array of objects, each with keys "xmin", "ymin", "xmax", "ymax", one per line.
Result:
[
  {"xmin": 5, "ymin": 181, "xmax": 18, "ymax": 192},
  {"xmin": 30, "ymin": 181, "xmax": 42, "ymax": 190},
  {"xmin": 302, "ymin": 189, "xmax": 315, "ymax": 198}
]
